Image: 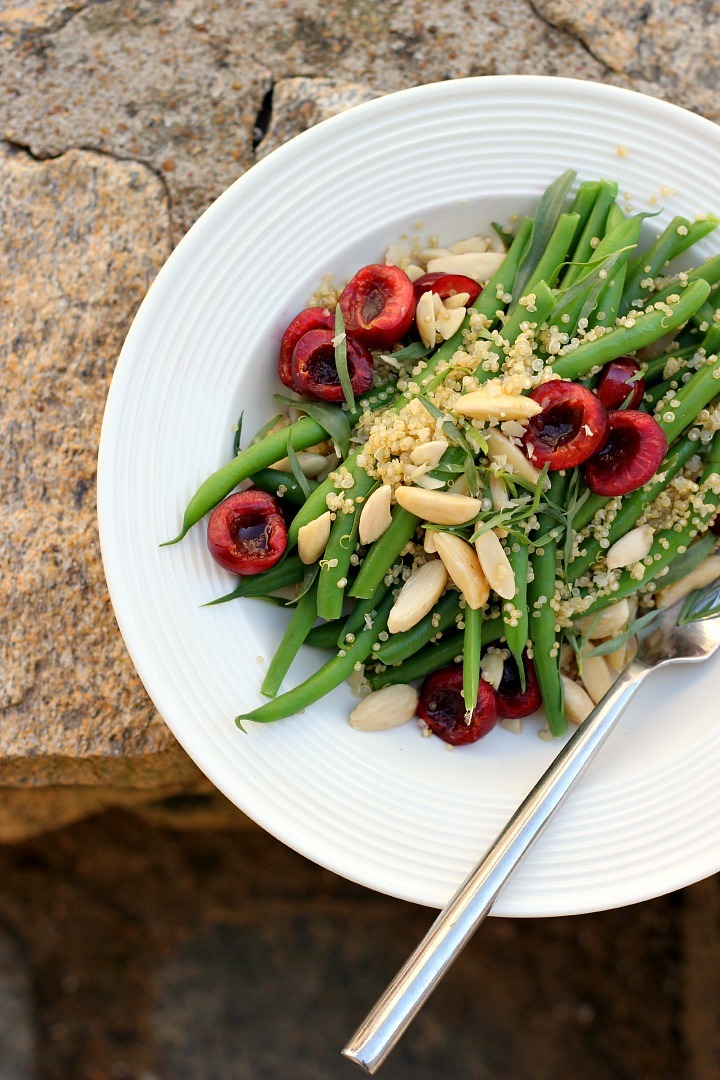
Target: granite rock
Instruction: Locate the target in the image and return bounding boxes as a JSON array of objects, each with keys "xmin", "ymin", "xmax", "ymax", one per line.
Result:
[
  {"xmin": 256, "ymin": 77, "xmax": 376, "ymax": 160},
  {"xmin": 0, "ymin": 143, "xmax": 199, "ymax": 789}
]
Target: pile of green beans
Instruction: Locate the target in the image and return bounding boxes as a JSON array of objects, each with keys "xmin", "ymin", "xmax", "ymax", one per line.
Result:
[{"xmin": 163, "ymin": 170, "xmax": 720, "ymax": 738}]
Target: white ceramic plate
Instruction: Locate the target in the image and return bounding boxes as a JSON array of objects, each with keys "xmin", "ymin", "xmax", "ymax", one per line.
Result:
[{"xmin": 98, "ymin": 76, "xmax": 720, "ymax": 916}]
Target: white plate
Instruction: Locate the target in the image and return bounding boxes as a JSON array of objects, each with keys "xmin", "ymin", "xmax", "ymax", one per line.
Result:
[{"xmin": 98, "ymin": 76, "xmax": 720, "ymax": 916}]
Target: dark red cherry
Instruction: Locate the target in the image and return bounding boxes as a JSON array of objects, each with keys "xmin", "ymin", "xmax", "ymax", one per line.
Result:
[
  {"xmin": 291, "ymin": 329, "xmax": 374, "ymax": 403},
  {"xmin": 338, "ymin": 264, "xmax": 415, "ymax": 349},
  {"xmin": 207, "ymin": 490, "xmax": 287, "ymax": 576},
  {"xmin": 278, "ymin": 307, "xmax": 334, "ymax": 389},
  {"xmin": 596, "ymin": 356, "xmax": 644, "ymax": 411},
  {"xmin": 584, "ymin": 410, "xmax": 668, "ymax": 497},
  {"xmin": 495, "ymin": 652, "xmax": 542, "ymax": 719},
  {"xmin": 523, "ymin": 381, "xmax": 608, "ymax": 470},
  {"xmin": 417, "ymin": 666, "xmax": 498, "ymax": 746},
  {"xmin": 412, "ymin": 272, "xmax": 482, "ymax": 306}
]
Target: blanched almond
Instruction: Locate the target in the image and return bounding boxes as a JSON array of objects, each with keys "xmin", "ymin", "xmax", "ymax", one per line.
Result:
[
  {"xmin": 358, "ymin": 485, "xmax": 392, "ymax": 545},
  {"xmin": 349, "ymin": 684, "xmax": 418, "ymax": 731},
  {"xmin": 418, "ymin": 246, "xmax": 454, "ymax": 265},
  {"xmin": 580, "ymin": 655, "xmax": 614, "ymax": 705},
  {"xmin": 560, "ymin": 675, "xmax": 595, "ymax": 725},
  {"xmin": 409, "ymin": 439, "xmax": 448, "ymax": 469},
  {"xmin": 423, "ymin": 529, "xmax": 438, "ymax": 554},
  {"xmin": 395, "ymin": 486, "xmax": 483, "ymax": 525},
  {"xmin": 655, "ymin": 554, "xmax": 720, "ymax": 609},
  {"xmin": 454, "ymin": 389, "xmax": 543, "ymax": 422},
  {"xmin": 474, "ymin": 529, "xmax": 516, "ymax": 600},
  {"xmin": 605, "ymin": 641, "xmax": 627, "ymax": 673},
  {"xmin": 269, "ymin": 451, "xmax": 330, "ymax": 477},
  {"xmin": 404, "ymin": 263, "xmax": 426, "ymax": 282},
  {"xmin": 449, "ymin": 235, "xmax": 489, "ymax": 255},
  {"xmin": 575, "ymin": 598, "xmax": 630, "ymax": 640},
  {"xmin": 485, "ymin": 429, "xmax": 544, "ymax": 487},
  {"xmin": 605, "ymin": 525, "xmax": 654, "ymax": 570},
  {"xmin": 387, "ymin": 559, "xmax": 448, "ymax": 634},
  {"xmin": 434, "ymin": 531, "xmax": 489, "ymax": 609},
  {"xmin": 480, "ymin": 648, "xmax": 505, "ymax": 690},
  {"xmin": 426, "ymin": 251, "xmax": 505, "ymax": 282},
  {"xmin": 297, "ymin": 511, "xmax": 332, "ymax": 564},
  {"xmin": 435, "ymin": 303, "xmax": 466, "ymax": 340},
  {"xmin": 412, "ymin": 474, "xmax": 446, "ymax": 490},
  {"xmin": 415, "ymin": 289, "xmax": 436, "ymax": 348},
  {"xmin": 488, "ymin": 473, "xmax": 510, "ymax": 512},
  {"xmin": 443, "ymin": 291, "xmax": 471, "ymax": 309}
]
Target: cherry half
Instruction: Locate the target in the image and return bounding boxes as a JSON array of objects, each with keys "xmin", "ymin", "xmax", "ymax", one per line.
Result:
[
  {"xmin": 412, "ymin": 272, "xmax": 482, "ymax": 306},
  {"xmin": 291, "ymin": 328, "xmax": 374, "ymax": 403},
  {"xmin": 207, "ymin": 490, "xmax": 287, "ymax": 576},
  {"xmin": 523, "ymin": 380, "xmax": 608, "ymax": 470},
  {"xmin": 278, "ymin": 307, "xmax": 335, "ymax": 389},
  {"xmin": 584, "ymin": 410, "xmax": 668, "ymax": 497},
  {"xmin": 417, "ymin": 666, "xmax": 498, "ymax": 746},
  {"xmin": 495, "ymin": 652, "xmax": 542, "ymax": 719},
  {"xmin": 596, "ymin": 356, "xmax": 645, "ymax": 411},
  {"xmin": 338, "ymin": 263, "xmax": 415, "ymax": 349}
]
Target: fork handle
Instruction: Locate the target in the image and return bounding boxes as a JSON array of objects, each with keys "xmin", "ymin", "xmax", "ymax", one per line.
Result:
[{"xmin": 342, "ymin": 659, "xmax": 648, "ymax": 1074}]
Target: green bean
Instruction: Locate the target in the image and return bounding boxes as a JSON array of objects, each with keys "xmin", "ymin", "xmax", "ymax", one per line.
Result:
[
  {"xmin": 337, "ymin": 580, "xmax": 391, "ymax": 647},
  {"xmin": 657, "ymin": 354, "xmax": 720, "ymax": 444},
  {"xmin": 558, "ymin": 179, "xmax": 618, "ymax": 290},
  {"xmin": 305, "ymin": 619, "xmax": 344, "ymax": 648},
  {"xmin": 667, "ymin": 216, "xmax": 718, "ymax": 262},
  {"xmin": 249, "ymin": 468, "xmax": 318, "ymax": 505},
  {"xmin": 649, "ymin": 254, "xmax": 720, "ymax": 310},
  {"xmin": 261, "ymin": 579, "xmax": 319, "ymax": 698},
  {"xmin": 528, "ymin": 475, "xmax": 568, "ymax": 737},
  {"xmin": 644, "ymin": 377, "xmax": 677, "ymax": 411},
  {"xmin": 692, "ymin": 285, "xmax": 720, "ymax": 331},
  {"xmin": 511, "ymin": 212, "xmax": 580, "ymax": 305},
  {"xmin": 349, "ymin": 507, "xmax": 419, "ymax": 600},
  {"xmin": 485, "ymin": 281, "xmax": 556, "ymax": 373},
  {"xmin": 553, "ymin": 217, "xmax": 641, "ymax": 334},
  {"xmin": 605, "ymin": 202, "xmax": 626, "ymax": 232},
  {"xmin": 643, "ymin": 343, "xmax": 698, "ymax": 385},
  {"xmin": 620, "ymin": 216, "xmax": 691, "ymax": 315},
  {"xmin": 237, "ymin": 592, "xmax": 394, "ymax": 725},
  {"xmin": 577, "ymin": 443, "xmax": 720, "ymax": 618},
  {"xmin": 375, "ymin": 590, "xmax": 461, "ymax": 664},
  {"xmin": 503, "ymin": 541, "xmax": 529, "ymax": 673},
  {"xmin": 203, "ymin": 556, "xmax": 304, "ymax": 605},
  {"xmin": 590, "ymin": 262, "xmax": 626, "ymax": 330},
  {"xmin": 567, "ymin": 435, "xmax": 700, "ymax": 582},
  {"xmin": 366, "ymin": 619, "xmax": 504, "ymax": 690},
  {"xmin": 316, "ymin": 469, "xmax": 376, "ymax": 621},
  {"xmin": 568, "ymin": 181, "xmax": 601, "ymax": 237},
  {"xmin": 288, "ymin": 470, "xmax": 345, "ymax": 548},
  {"xmin": 703, "ymin": 321, "xmax": 720, "ymax": 356},
  {"xmin": 463, "ymin": 604, "xmax": 484, "ymax": 712},
  {"xmin": 551, "ymin": 280, "xmax": 711, "ymax": 381}
]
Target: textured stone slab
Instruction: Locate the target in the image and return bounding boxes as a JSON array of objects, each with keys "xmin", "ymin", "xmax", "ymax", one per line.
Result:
[{"xmin": 0, "ymin": 144, "xmax": 199, "ymax": 788}]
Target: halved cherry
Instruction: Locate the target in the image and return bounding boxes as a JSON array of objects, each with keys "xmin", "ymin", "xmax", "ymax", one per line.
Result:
[
  {"xmin": 523, "ymin": 380, "xmax": 608, "ymax": 470},
  {"xmin": 291, "ymin": 328, "xmax": 374, "ymax": 403},
  {"xmin": 596, "ymin": 356, "xmax": 645, "ymax": 411},
  {"xmin": 412, "ymin": 272, "xmax": 482, "ymax": 306},
  {"xmin": 338, "ymin": 263, "xmax": 415, "ymax": 349},
  {"xmin": 495, "ymin": 652, "xmax": 542, "ymax": 719},
  {"xmin": 584, "ymin": 410, "xmax": 668, "ymax": 497},
  {"xmin": 417, "ymin": 666, "xmax": 498, "ymax": 746},
  {"xmin": 207, "ymin": 490, "xmax": 287, "ymax": 576},
  {"xmin": 278, "ymin": 307, "xmax": 334, "ymax": 389}
]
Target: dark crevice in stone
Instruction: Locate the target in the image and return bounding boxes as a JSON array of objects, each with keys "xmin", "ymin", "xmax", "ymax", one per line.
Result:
[
  {"xmin": 525, "ymin": 0, "xmax": 613, "ymax": 75},
  {"xmin": 252, "ymin": 79, "xmax": 274, "ymax": 150}
]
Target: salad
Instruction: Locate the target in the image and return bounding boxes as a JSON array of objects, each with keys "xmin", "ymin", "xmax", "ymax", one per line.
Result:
[{"xmin": 164, "ymin": 169, "xmax": 720, "ymax": 745}]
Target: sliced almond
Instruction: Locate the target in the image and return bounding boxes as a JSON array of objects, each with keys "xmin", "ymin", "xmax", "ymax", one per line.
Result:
[
  {"xmin": 443, "ymin": 291, "xmax": 471, "ymax": 309},
  {"xmin": 404, "ymin": 263, "xmax": 426, "ymax": 282},
  {"xmin": 485, "ymin": 429, "xmax": 544, "ymax": 487},
  {"xmin": 387, "ymin": 559, "xmax": 448, "ymax": 634},
  {"xmin": 454, "ymin": 389, "xmax": 543, "ymax": 422},
  {"xmin": 412, "ymin": 474, "xmax": 447, "ymax": 490},
  {"xmin": 435, "ymin": 303, "xmax": 467, "ymax": 340},
  {"xmin": 575, "ymin": 598, "xmax": 630, "ymax": 640},
  {"xmin": 605, "ymin": 525, "xmax": 654, "ymax": 570},
  {"xmin": 434, "ymin": 531, "xmax": 489, "ymax": 609},
  {"xmin": 297, "ymin": 511, "xmax": 332, "ymax": 565},
  {"xmin": 580, "ymin": 654, "xmax": 614, "ymax": 705},
  {"xmin": 409, "ymin": 439, "xmax": 448, "ymax": 469},
  {"xmin": 474, "ymin": 529, "xmax": 516, "ymax": 600},
  {"xmin": 423, "ymin": 529, "xmax": 438, "ymax": 554},
  {"xmin": 480, "ymin": 648, "xmax": 505, "ymax": 690},
  {"xmin": 655, "ymin": 554, "xmax": 720, "ymax": 609},
  {"xmin": 415, "ymin": 289, "xmax": 436, "ymax": 349},
  {"xmin": 449, "ymin": 235, "xmax": 489, "ymax": 255},
  {"xmin": 269, "ymin": 451, "xmax": 330, "ymax": 477},
  {"xmin": 395, "ymin": 486, "xmax": 483, "ymax": 525},
  {"xmin": 359, "ymin": 485, "xmax": 393, "ymax": 545},
  {"xmin": 560, "ymin": 675, "xmax": 595, "ymax": 725},
  {"xmin": 349, "ymin": 684, "xmax": 418, "ymax": 731},
  {"xmin": 426, "ymin": 251, "xmax": 505, "ymax": 282}
]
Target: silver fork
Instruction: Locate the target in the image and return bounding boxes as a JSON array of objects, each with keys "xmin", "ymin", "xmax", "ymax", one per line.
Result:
[{"xmin": 342, "ymin": 590, "xmax": 720, "ymax": 1074}]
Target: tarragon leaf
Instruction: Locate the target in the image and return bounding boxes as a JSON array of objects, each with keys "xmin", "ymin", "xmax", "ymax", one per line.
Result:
[
  {"xmin": 286, "ymin": 434, "xmax": 312, "ymax": 499},
  {"xmin": 654, "ymin": 532, "xmax": 717, "ymax": 591},
  {"xmin": 274, "ymin": 393, "xmax": 351, "ymax": 458},
  {"xmin": 581, "ymin": 608, "xmax": 662, "ymax": 659},
  {"xmin": 232, "ymin": 410, "xmax": 245, "ymax": 456},
  {"xmin": 333, "ymin": 305, "xmax": 355, "ymax": 413},
  {"xmin": 678, "ymin": 579, "xmax": 720, "ymax": 625}
]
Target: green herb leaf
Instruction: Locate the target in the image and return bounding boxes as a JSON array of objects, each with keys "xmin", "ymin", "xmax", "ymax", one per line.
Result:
[
  {"xmin": 274, "ymin": 393, "xmax": 351, "ymax": 458},
  {"xmin": 581, "ymin": 608, "xmax": 661, "ymax": 659},
  {"xmin": 491, "ymin": 222, "xmax": 513, "ymax": 249},
  {"xmin": 513, "ymin": 169, "xmax": 577, "ymax": 300},
  {"xmin": 678, "ymin": 579, "xmax": 720, "ymax": 624},
  {"xmin": 333, "ymin": 305, "xmax": 355, "ymax": 412},
  {"xmin": 551, "ymin": 247, "xmax": 634, "ymax": 326},
  {"xmin": 250, "ymin": 412, "xmax": 285, "ymax": 447},
  {"xmin": 232, "ymin": 411, "xmax": 245, "ymax": 456},
  {"xmin": 380, "ymin": 341, "xmax": 433, "ymax": 364},
  {"xmin": 654, "ymin": 532, "xmax": 717, "ymax": 591},
  {"xmin": 286, "ymin": 435, "xmax": 312, "ymax": 499},
  {"xmin": 291, "ymin": 563, "xmax": 320, "ymax": 606}
]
